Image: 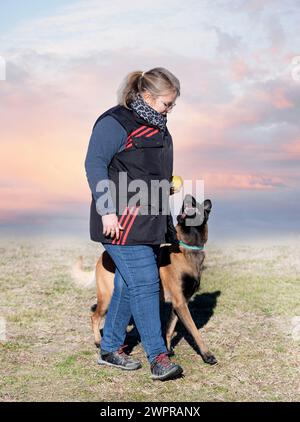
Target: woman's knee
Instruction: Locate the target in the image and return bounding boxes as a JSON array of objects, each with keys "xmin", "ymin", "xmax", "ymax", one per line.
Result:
[
  {"xmin": 128, "ymin": 271, "xmax": 160, "ymax": 297},
  {"xmin": 113, "ymin": 269, "xmax": 128, "ymax": 298}
]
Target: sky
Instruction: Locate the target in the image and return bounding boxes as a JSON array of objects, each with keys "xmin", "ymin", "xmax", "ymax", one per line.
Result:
[
  {"xmin": 0, "ymin": 0, "xmax": 300, "ymax": 241},
  {"xmin": 0, "ymin": 1, "xmax": 76, "ymax": 33}
]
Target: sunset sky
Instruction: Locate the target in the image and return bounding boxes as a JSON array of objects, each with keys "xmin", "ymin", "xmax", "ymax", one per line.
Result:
[{"xmin": 0, "ymin": 0, "xmax": 299, "ymax": 241}]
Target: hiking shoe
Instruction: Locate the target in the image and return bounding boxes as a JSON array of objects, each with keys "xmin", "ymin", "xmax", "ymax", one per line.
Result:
[
  {"xmin": 98, "ymin": 345, "xmax": 142, "ymax": 371},
  {"xmin": 150, "ymin": 352, "xmax": 183, "ymax": 381}
]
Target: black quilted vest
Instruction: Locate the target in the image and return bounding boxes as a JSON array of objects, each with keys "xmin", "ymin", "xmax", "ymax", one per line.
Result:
[{"xmin": 89, "ymin": 104, "xmax": 173, "ymax": 245}]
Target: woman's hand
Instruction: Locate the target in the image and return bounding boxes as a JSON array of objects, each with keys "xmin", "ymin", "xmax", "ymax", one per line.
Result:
[{"xmin": 102, "ymin": 213, "xmax": 124, "ymax": 240}]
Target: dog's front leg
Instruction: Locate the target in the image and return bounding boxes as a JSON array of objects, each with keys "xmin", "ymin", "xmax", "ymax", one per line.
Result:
[
  {"xmin": 165, "ymin": 311, "xmax": 178, "ymax": 354},
  {"xmin": 174, "ymin": 302, "xmax": 218, "ymax": 365}
]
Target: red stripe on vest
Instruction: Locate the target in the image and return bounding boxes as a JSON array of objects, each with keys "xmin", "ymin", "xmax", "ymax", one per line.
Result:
[
  {"xmin": 120, "ymin": 206, "xmax": 140, "ymax": 245},
  {"xmin": 128, "ymin": 125, "xmax": 147, "ymax": 138},
  {"xmin": 125, "ymin": 127, "xmax": 156, "ymax": 149},
  {"xmin": 134, "ymin": 127, "xmax": 153, "ymax": 137},
  {"xmin": 115, "ymin": 206, "xmax": 136, "ymax": 245},
  {"xmin": 125, "ymin": 141, "xmax": 133, "ymax": 150},
  {"xmin": 125, "ymin": 125, "xmax": 148, "ymax": 149},
  {"xmin": 111, "ymin": 206, "xmax": 129, "ymax": 245},
  {"xmin": 145, "ymin": 129, "xmax": 159, "ymax": 137}
]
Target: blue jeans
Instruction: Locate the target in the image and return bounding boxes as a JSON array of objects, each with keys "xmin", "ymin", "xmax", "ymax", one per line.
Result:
[{"xmin": 100, "ymin": 243, "xmax": 167, "ymax": 363}]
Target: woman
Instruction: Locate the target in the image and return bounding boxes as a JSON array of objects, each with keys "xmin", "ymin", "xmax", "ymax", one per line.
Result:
[{"xmin": 85, "ymin": 67, "xmax": 182, "ymax": 381}]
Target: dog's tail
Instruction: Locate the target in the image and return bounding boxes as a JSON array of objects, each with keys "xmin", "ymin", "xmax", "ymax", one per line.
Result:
[{"xmin": 70, "ymin": 256, "xmax": 95, "ymax": 289}]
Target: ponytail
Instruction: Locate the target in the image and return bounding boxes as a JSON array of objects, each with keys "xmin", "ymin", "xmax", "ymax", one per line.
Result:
[{"xmin": 117, "ymin": 67, "xmax": 180, "ymax": 109}]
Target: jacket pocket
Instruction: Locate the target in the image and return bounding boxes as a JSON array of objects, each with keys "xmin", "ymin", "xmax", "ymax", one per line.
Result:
[
  {"xmin": 132, "ymin": 131, "xmax": 164, "ymax": 176},
  {"xmin": 132, "ymin": 131, "xmax": 164, "ymax": 149}
]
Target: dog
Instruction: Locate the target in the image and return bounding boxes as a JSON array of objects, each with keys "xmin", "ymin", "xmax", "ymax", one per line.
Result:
[{"xmin": 73, "ymin": 195, "xmax": 217, "ymax": 365}]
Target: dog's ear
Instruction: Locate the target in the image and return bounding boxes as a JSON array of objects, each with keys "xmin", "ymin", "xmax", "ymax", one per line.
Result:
[{"xmin": 204, "ymin": 199, "xmax": 212, "ymax": 213}]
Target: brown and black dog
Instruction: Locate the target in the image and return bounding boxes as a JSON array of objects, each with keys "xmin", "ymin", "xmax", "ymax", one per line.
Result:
[{"xmin": 75, "ymin": 194, "xmax": 217, "ymax": 365}]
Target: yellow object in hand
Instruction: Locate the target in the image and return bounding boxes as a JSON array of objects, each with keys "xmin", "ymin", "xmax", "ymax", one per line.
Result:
[{"xmin": 171, "ymin": 175, "xmax": 183, "ymax": 192}]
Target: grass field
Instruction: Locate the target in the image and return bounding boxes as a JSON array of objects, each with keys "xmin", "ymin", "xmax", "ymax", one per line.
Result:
[{"xmin": 0, "ymin": 236, "xmax": 299, "ymax": 402}]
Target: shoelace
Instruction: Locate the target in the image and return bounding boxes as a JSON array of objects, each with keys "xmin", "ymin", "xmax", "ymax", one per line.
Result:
[
  {"xmin": 155, "ymin": 353, "xmax": 172, "ymax": 367},
  {"xmin": 117, "ymin": 344, "xmax": 129, "ymax": 358}
]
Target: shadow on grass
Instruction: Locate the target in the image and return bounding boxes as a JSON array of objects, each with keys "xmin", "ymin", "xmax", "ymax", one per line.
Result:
[
  {"xmin": 122, "ymin": 290, "xmax": 221, "ymax": 356},
  {"xmin": 168, "ymin": 291, "xmax": 221, "ymax": 354}
]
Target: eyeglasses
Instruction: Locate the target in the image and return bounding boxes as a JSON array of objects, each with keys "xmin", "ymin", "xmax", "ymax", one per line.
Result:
[{"xmin": 158, "ymin": 99, "xmax": 176, "ymax": 110}]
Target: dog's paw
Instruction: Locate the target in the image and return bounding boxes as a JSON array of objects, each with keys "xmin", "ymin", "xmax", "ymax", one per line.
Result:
[
  {"xmin": 201, "ymin": 352, "xmax": 218, "ymax": 365},
  {"xmin": 167, "ymin": 347, "xmax": 175, "ymax": 357}
]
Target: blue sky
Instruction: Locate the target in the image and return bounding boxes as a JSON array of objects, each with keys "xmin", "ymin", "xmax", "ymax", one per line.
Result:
[{"xmin": 0, "ymin": 0, "xmax": 75, "ymax": 34}]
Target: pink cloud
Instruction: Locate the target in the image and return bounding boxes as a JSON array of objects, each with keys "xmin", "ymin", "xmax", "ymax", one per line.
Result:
[
  {"xmin": 282, "ymin": 138, "xmax": 300, "ymax": 157},
  {"xmin": 230, "ymin": 57, "xmax": 251, "ymax": 81},
  {"xmin": 196, "ymin": 172, "xmax": 286, "ymax": 191},
  {"xmin": 0, "ymin": 179, "xmax": 88, "ymax": 224},
  {"xmin": 254, "ymin": 86, "xmax": 294, "ymax": 109}
]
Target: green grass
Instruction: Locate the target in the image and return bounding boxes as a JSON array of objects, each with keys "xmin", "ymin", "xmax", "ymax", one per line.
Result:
[{"xmin": 0, "ymin": 236, "xmax": 299, "ymax": 402}]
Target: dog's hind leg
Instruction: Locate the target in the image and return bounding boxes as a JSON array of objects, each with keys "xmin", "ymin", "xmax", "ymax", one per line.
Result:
[
  {"xmin": 165, "ymin": 311, "xmax": 178, "ymax": 355},
  {"xmin": 173, "ymin": 302, "xmax": 218, "ymax": 365},
  {"xmin": 91, "ymin": 300, "xmax": 109, "ymax": 348},
  {"xmin": 92, "ymin": 253, "xmax": 115, "ymax": 348}
]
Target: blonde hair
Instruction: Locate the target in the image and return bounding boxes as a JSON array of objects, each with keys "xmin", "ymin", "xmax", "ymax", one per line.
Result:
[{"xmin": 117, "ymin": 67, "xmax": 180, "ymax": 109}]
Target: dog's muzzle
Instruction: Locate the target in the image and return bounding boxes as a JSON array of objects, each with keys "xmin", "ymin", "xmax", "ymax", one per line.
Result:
[{"xmin": 177, "ymin": 206, "xmax": 204, "ymax": 225}]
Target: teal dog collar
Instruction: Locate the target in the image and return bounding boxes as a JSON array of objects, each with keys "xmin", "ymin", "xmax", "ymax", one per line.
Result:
[{"xmin": 178, "ymin": 240, "xmax": 204, "ymax": 251}]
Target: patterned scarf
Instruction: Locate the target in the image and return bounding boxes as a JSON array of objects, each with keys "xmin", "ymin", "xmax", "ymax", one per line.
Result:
[{"xmin": 129, "ymin": 93, "xmax": 167, "ymax": 132}]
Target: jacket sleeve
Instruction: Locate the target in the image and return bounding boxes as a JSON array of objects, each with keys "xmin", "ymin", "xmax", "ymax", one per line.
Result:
[{"xmin": 84, "ymin": 115, "xmax": 127, "ymax": 216}]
